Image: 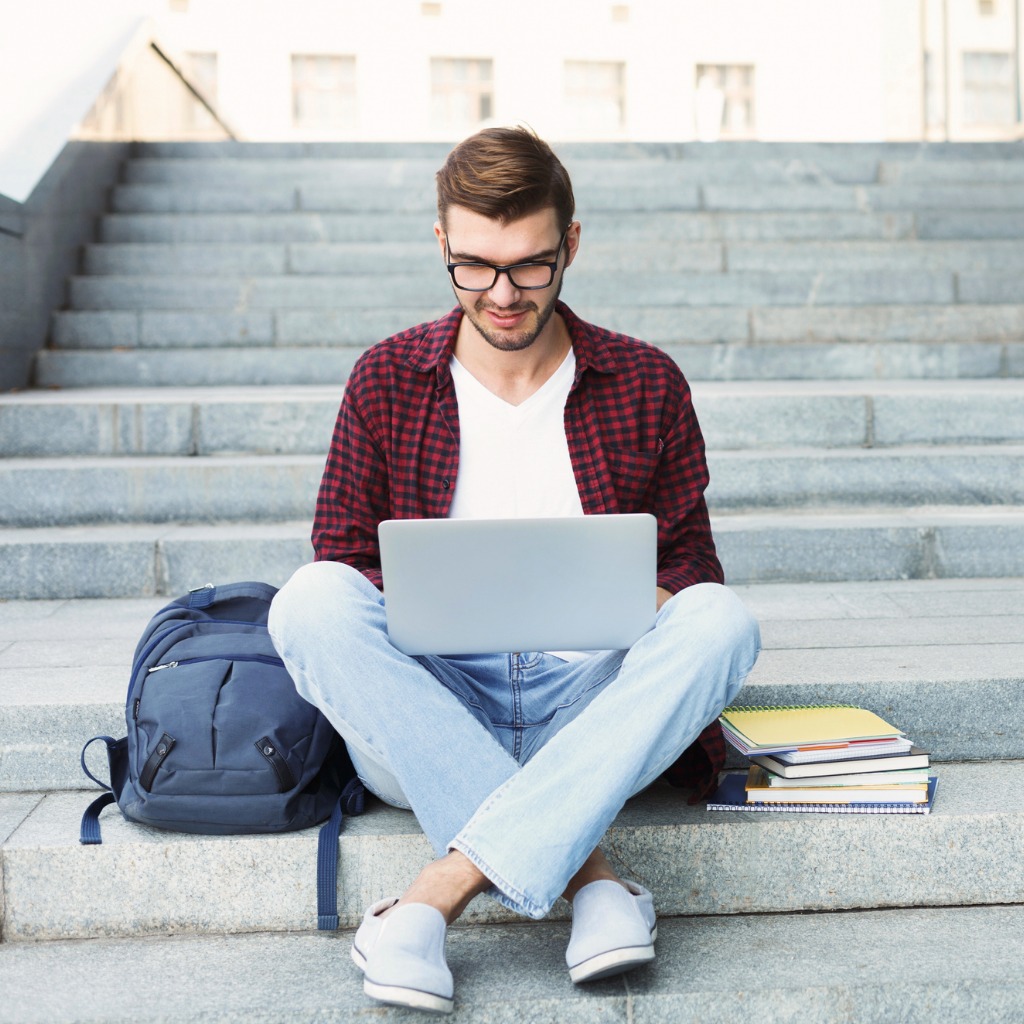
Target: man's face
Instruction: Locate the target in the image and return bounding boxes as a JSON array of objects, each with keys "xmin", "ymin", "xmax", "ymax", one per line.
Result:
[{"xmin": 436, "ymin": 206, "xmax": 579, "ymax": 353}]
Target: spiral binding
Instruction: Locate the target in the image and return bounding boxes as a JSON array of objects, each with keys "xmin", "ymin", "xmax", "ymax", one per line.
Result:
[
  {"xmin": 722, "ymin": 703, "xmax": 860, "ymax": 714},
  {"xmin": 707, "ymin": 801, "xmax": 931, "ymax": 814}
]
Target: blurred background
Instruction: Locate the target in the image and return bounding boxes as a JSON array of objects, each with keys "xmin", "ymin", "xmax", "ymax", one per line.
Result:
[{"xmin": 2, "ymin": 0, "xmax": 1022, "ymax": 201}]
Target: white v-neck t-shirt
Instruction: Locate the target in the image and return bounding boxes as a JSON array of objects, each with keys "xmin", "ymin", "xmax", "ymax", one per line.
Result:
[{"xmin": 447, "ymin": 348, "xmax": 584, "ymax": 520}]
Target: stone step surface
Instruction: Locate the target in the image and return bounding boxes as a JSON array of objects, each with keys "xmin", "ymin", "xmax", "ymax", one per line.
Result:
[
  {"xmin": 81, "ymin": 239, "xmax": 1024, "ymax": 277},
  {"xmin": 2, "ymin": 578, "xmax": 1021, "ymax": 793},
  {"xmin": 6, "ymin": 381, "xmax": 1024, "ymax": 457},
  {"xmin": 67, "ymin": 269, "xmax": 966, "ymax": 310},
  {"xmin": 131, "ymin": 138, "xmax": 1023, "ymax": 160},
  {"xmin": 98, "ymin": 209, "xmax": 929, "ymax": 243},
  {"xmin": 107, "ymin": 181, "xmax": 1024, "ymax": 215},
  {"xmin": 34, "ymin": 337, "xmax": 1023, "ymax": 387},
  {"xmin": 121, "ymin": 155, "xmax": 884, "ymax": 186},
  {"xmin": 1, "ymin": 759, "xmax": 1021, "ymax": 943},
  {"xmin": 3, "ymin": 508, "xmax": 1023, "ymax": 599},
  {"xmin": 117, "ymin": 153, "xmax": 1024, "ymax": 187},
  {"xmin": 3, "ymin": 446, "xmax": 1023, "ymax": 526},
  {"xmin": 48, "ymin": 303, "xmax": 1024, "ymax": 349},
  {"xmin": 3, "ymin": 905, "xmax": 1023, "ymax": 1023}
]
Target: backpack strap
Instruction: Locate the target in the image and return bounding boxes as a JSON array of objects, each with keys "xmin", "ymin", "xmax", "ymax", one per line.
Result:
[
  {"xmin": 316, "ymin": 776, "xmax": 366, "ymax": 930},
  {"xmin": 80, "ymin": 792, "xmax": 117, "ymax": 845},
  {"xmin": 78, "ymin": 735, "xmax": 120, "ymax": 846}
]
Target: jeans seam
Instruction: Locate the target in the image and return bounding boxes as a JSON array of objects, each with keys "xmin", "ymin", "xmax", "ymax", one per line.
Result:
[{"xmin": 510, "ymin": 655, "xmax": 523, "ymax": 761}]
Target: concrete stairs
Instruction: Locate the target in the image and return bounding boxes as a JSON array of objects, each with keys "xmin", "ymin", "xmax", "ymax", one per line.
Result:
[{"xmin": 2, "ymin": 141, "xmax": 1024, "ymax": 1020}]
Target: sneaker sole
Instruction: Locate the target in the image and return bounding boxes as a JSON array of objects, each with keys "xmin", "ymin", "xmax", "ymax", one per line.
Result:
[
  {"xmin": 568, "ymin": 926, "xmax": 658, "ymax": 985},
  {"xmin": 363, "ymin": 978, "xmax": 455, "ymax": 1014}
]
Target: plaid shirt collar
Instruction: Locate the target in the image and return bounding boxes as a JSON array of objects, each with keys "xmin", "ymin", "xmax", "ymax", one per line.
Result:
[{"xmin": 405, "ymin": 301, "xmax": 620, "ymax": 383}]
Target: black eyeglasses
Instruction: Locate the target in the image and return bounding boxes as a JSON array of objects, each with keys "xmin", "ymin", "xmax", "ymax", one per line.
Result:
[{"xmin": 444, "ymin": 228, "xmax": 569, "ymax": 291}]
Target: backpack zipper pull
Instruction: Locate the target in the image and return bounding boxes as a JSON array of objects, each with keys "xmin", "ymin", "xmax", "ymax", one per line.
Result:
[{"xmin": 148, "ymin": 661, "xmax": 178, "ymax": 673}]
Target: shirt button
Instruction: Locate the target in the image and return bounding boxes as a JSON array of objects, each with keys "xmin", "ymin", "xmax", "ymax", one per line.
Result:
[{"xmin": 441, "ymin": 478, "xmax": 450, "ymax": 490}]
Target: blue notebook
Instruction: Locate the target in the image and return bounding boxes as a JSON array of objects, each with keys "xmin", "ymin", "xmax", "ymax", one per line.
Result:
[{"xmin": 706, "ymin": 773, "xmax": 938, "ymax": 814}]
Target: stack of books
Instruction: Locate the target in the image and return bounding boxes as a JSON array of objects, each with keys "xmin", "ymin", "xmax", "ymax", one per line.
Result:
[{"xmin": 707, "ymin": 703, "xmax": 937, "ymax": 814}]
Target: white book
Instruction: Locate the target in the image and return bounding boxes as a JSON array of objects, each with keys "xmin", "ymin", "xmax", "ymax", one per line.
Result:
[{"xmin": 751, "ymin": 747, "xmax": 930, "ymax": 779}]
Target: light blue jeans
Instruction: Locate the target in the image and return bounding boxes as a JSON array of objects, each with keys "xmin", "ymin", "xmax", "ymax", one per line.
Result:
[{"xmin": 268, "ymin": 561, "xmax": 760, "ymax": 919}]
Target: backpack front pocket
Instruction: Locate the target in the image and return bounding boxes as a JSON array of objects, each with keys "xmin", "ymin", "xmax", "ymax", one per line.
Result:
[{"xmin": 135, "ymin": 656, "xmax": 316, "ymax": 796}]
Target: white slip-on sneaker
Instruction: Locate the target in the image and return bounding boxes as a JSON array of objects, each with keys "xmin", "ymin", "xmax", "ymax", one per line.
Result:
[
  {"xmin": 351, "ymin": 898, "xmax": 454, "ymax": 1014},
  {"xmin": 566, "ymin": 879, "xmax": 657, "ymax": 984}
]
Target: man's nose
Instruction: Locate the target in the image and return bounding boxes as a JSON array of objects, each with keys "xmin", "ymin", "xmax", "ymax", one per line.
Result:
[{"xmin": 487, "ymin": 270, "xmax": 521, "ymax": 306}]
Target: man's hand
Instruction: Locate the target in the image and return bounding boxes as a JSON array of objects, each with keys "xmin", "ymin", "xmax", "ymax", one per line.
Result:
[{"xmin": 656, "ymin": 586, "xmax": 674, "ymax": 611}]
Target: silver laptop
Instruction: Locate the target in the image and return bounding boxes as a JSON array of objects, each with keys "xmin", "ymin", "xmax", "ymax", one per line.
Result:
[{"xmin": 378, "ymin": 513, "xmax": 657, "ymax": 656}]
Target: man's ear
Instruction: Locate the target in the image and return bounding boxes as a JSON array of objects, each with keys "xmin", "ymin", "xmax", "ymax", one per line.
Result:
[
  {"xmin": 564, "ymin": 220, "xmax": 582, "ymax": 269},
  {"xmin": 434, "ymin": 221, "xmax": 446, "ymax": 258}
]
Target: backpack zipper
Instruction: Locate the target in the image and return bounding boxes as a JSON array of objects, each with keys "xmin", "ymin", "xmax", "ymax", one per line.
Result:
[
  {"xmin": 128, "ymin": 618, "xmax": 278, "ymax": 700},
  {"xmin": 134, "ymin": 654, "xmax": 286, "ymax": 720},
  {"xmin": 146, "ymin": 654, "xmax": 284, "ymax": 674}
]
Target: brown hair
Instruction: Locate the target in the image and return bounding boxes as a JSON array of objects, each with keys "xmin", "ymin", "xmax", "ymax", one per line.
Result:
[{"xmin": 436, "ymin": 126, "xmax": 575, "ymax": 230}]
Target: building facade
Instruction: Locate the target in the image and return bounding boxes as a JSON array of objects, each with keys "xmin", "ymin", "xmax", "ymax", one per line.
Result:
[{"xmin": 144, "ymin": 0, "xmax": 1024, "ymax": 142}]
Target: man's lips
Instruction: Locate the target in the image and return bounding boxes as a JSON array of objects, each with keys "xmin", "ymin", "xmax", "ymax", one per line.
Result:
[{"xmin": 481, "ymin": 306, "xmax": 533, "ymax": 328}]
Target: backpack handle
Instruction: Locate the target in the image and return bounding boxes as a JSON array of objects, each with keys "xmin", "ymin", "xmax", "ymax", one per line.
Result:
[
  {"xmin": 80, "ymin": 735, "xmax": 118, "ymax": 790},
  {"xmin": 186, "ymin": 581, "xmax": 279, "ymax": 609}
]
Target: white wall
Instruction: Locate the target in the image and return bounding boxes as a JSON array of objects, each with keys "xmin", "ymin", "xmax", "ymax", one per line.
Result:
[{"xmin": 0, "ymin": 0, "xmax": 161, "ymax": 201}]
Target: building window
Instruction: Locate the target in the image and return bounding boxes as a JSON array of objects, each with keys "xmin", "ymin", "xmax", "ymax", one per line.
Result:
[
  {"xmin": 291, "ymin": 55, "xmax": 358, "ymax": 132},
  {"xmin": 962, "ymin": 51, "xmax": 1015, "ymax": 125},
  {"xmin": 564, "ymin": 61, "xmax": 626, "ymax": 133},
  {"xmin": 695, "ymin": 64, "xmax": 756, "ymax": 138},
  {"xmin": 430, "ymin": 58, "xmax": 493, "ymax": 133},
  {"xmin": 182, "ymin": 52, "xmax": 218, "ymax": 133}
]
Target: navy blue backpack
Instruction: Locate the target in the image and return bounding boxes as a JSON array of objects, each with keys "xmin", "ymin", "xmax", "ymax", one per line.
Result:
[{"xmin": 80, "ymin": 581, "xmax": 365, "ymax": 929}]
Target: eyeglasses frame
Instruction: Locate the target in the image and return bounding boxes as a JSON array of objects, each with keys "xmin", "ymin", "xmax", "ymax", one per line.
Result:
[{"xmin": 444, "ymin": 227, "xmax": 570, "ymax": 292}]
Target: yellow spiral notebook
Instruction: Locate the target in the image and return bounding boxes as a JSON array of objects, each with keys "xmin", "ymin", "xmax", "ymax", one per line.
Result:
[{"xmin": 719, "ymin": 703, "xmax": 905, "ymax": 755}]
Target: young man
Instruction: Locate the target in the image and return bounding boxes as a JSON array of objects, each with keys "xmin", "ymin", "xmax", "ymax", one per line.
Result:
[{"xmin": 269, "ymin": 127, "xmax": 760, "ymax": 1014}]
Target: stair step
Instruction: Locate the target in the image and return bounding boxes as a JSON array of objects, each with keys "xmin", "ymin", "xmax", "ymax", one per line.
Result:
[
  {"xmin": 712, "ymin": 506, "xmax": 1024, "ymax": 584},
  {"xmin": 33, "ymin": 339, "xmax": 1021, "ymax": 387},
  {"xmin": 2, "ymin": 759, "xmax": 1022, "ymax": 942},
  {"xmin": 50, "ymin": 306, "xmax": 436, "ymax": 347},
  {"xmin": 705, "ymin": 183, "xmax": 1024, "ymax": 212},
  {"xmin": 2, "ymin": 509, "xmax": 1023, "ymax": 599},
  {"xmin": 917, "ymin": 210, "xmax": 1024, "ymax": 240},
  {"xmin": 98, "ymin": 209, "xmax": 924, "ymax": 243},
  {"xmin": 131, "ymin": 138, "xmax": 1022, "ymax": 160},
  {"xmin": 6, "ymin": 381, "xmax": 1024, "ymax": 456},
  {"xmin": 4, "ymin": 904, "xmax": 1023, "ymax": 1022},
  {"xmin": 107, "ymin": 155, "xmax": 990, "ymax": 187},
  {"xmin": 3, "ymin": 447, "xmax": 1024, "ymax": 527},
  {"xmin": 48, "ymin": 303, "xmax": 1024, "ymax": 350},
  {"xmin": 106, "ymin": 181, "xmax": 1024, "ymax": 215},
  {"xmin": 2, "ymin": 579, "xmax": 1021, "ymax": 792},
  {"xmin": 80, "ymin": 239, "xmax": 1024, "ymax": 277},
  {"xmin": 120, "ymin": 155, "xmax": 881, "ymax": 187},
  {"xmin": 80, "ymin": 240, "xmax": 733, "ymax": 277},
  {"xmin": 67, "ymin": 273, "xmax": 455, "ymax": 310},
  {"xmin": 67, "ymin": 270, "xmax": 964, "ymax": 311},
  {"xmin": 879, "ymin": 158, "xmax": 1024, "ymax": 184}
]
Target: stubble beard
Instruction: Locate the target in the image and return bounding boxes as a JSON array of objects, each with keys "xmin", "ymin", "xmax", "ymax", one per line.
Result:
[{"xmin": 457, "ymin": 276, "xmax": 564, "ymax": 353}]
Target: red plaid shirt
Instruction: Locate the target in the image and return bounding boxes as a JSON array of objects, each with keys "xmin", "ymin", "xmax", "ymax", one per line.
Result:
[{"xmin": 313, "ymin": 301, "xmax": 726, "ymax": 799}]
